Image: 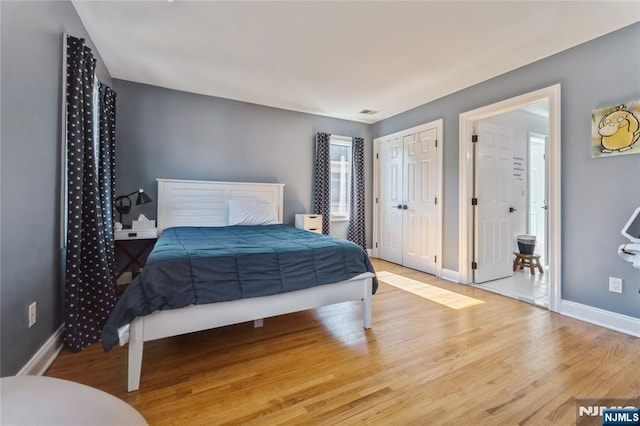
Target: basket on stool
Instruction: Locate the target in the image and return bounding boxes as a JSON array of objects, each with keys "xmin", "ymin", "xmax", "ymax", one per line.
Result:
[{"xmin": 517, "ymin": 235, "xmax": 536, "ymax": 255}]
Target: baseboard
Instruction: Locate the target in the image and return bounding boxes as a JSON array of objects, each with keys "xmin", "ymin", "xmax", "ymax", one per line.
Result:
[
  {"xmin": 17, "ymin": 325, "xmax": 64, "ymax": 376},
  {"xmin": 366, "ymin": 249, "xmax": 374, "ymax": 257},
  {"xmin": 440, "ymin": 268, "xmax": 461, "ymax": 283},
  {"xmin": 559, "ymin": 300, "xmax": 640, "ymax": 338}
]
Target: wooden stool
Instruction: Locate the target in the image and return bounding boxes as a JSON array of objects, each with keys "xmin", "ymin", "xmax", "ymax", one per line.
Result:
[{"xmin": 513, "ymin": 252, "xmax": 543, "ymax": 275}]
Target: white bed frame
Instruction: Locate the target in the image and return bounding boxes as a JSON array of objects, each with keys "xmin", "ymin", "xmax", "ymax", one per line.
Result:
[{"xmin": 125, "ymin": 179, "xmax": 374, "ymax": 391}]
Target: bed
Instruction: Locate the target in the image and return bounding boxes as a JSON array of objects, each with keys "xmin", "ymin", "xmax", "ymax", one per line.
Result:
[{"xmin": 102, "ymin": 179, "xmax": 377, "ymax": 392}]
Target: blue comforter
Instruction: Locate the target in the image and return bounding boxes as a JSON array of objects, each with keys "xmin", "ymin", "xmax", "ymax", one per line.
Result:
[{"xmin": 101, "ymin": 225, "xmax": 377, "ymax": 351}]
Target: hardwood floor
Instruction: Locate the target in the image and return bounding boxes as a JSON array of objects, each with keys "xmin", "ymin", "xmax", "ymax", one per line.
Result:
[{"xmin": 46, "ymin": 259, "xmax": 640, "ymax": 425}]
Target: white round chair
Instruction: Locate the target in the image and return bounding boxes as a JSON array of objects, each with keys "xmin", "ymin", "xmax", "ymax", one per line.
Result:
[{"xmin": 0, "ymin": 376, "xmax": 147, "ymax": 425}]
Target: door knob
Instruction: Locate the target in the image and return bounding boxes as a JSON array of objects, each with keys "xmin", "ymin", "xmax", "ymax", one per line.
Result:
[
  {"xmin": 402, "ymin": 204, "xmax": 408, "ymax": 210},
  {"xmin": 509, "ymin": 207, "xmax": 517, "ymax": 213},
  {"xmin": 542, "ymin": 205, "xmax": 549, "ymax": 210},
  {"xmin": 396, "ymin": 204, "xmax": 403, "ymax": 210}
]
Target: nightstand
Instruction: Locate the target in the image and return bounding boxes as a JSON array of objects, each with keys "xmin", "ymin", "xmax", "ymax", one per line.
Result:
[
  {"xmin": 114, "ymin": 228, "xmax": 157, "ymax": 286},
  {"xmin": 115, "ymin": 228, "xmax": 157, "ymax": 241},
  {"xmin": 295, "ymin": 214, "xmax": 323, "ymax": 234}
]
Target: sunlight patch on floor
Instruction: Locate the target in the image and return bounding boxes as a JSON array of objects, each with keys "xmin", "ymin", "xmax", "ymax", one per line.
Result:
[{"xmin": 378, "ymin": 271, "xmax": 485, "ymax": 310}]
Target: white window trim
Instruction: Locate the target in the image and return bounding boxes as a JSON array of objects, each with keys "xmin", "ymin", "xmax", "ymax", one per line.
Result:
[
  {"xmin": 329, "ymin": 135, "xmax": 353, "ymax": 221},
  {"xmin": 330, "ymin": 217, "xmax": 351, "ymax": 223},
  {"xmin": 330, "ymin": 135, "xmax": 353, "ymax": 143}
]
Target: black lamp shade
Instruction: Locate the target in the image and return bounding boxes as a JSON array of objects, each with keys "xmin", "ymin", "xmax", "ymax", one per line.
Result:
[
  {"xmin": 115, "ymin": 189, "xmax": 153, "ymax": 224},
  {"xmin": 135, "ymin": 190, "xmax": 152, "ymax": 205}
]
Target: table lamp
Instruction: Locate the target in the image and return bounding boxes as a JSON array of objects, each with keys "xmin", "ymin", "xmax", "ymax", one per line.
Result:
[{"xmin": 115, "ymin": 189, "xmax": 153, "ymax": 225}]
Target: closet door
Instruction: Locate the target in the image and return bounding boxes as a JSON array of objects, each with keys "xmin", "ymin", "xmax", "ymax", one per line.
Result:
[
  {"xmin": 402, "ymin": 129, "xmax": 438, "ymax": 274},
  {"xmin": 378, "ymin": 137, "xmax": 403, "ymax": 265},
  {"xmin": 377, "ymin": 126, "xmax": 439, "ymax": 275}
]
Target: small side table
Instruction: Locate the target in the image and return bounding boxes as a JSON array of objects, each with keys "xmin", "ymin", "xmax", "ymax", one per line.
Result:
[
  {"xmin": 513, "ymin": 252, "xmax": 544, "ymax": 275},
  {"xmin": 295, "ymin": 214, "xmax": 323, "ymax": 233},
  {"xmin": 115, "ymin": 228, "xmax": 157, "ymax": 282}
]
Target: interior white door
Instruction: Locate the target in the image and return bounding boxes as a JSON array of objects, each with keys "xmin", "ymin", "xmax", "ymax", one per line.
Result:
[
  {"xmin": 529, "ymin": 135, "xmax": 547, "ymax": 264},
  {"xmin": 402, "ymin": 129, "xmax": 438, "ymax": 273},
  {"xmin": 474, "ymin": 121, "xmax": 514, "ymax": 283},
  {"xmin": 378, "ymin": 137, "xmax": 403, "ymax": 265}
]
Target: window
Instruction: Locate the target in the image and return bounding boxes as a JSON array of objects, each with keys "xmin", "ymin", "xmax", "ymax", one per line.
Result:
[{"xmin": 330, "ymin": 137, "xmax": 352, "ymax": 220}]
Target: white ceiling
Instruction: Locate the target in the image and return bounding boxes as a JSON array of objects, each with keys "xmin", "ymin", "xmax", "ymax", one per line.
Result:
[{"xmin": 72, "ymin": 1, "xmax": 639, "ymax": 124}]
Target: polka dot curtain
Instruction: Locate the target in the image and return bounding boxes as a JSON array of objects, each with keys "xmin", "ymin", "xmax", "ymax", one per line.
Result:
[
  {"xmin": 347, "ymin": 137, "xmax": 366, "ymax": 250},
  {"xmin": 313, "ymin": 132, "xmax": 331, "ymax": 234},
  {"xmin": 98, "ymin": 83, "xmax": 117, "ymax": 288},
  {"xmin": 64, "ymin": 35, "xmax": 117, "ymax": 352}
]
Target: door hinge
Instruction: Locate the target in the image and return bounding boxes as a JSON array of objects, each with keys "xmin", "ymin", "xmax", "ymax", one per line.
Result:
[
  {"xmin": 435, "ymin": 139, "xmax": 438, "ymax": 148},
  {"xmin": 376, "ymin": 153, "xmax": 379, "ymax": 159},
  {"xmin": 375, "ymin": 197, "xmax": 378, "ymax": 204},
  {"xmin": 471, "ymin": 197, "xmax": 478, "ymax": 206},
  {"xmin": 434, "ymin": 256, "xmax": 437, "ymax": 263},
  {"xmin": 376, "ymin": 242, "xmax": 378, "ymax": 248},
  {"xmin": 472, "ymin": 134, "xmax": 478, "ymax": 143},
  {"xmin": 435, "ymin": 197, "xmax": 438, "ymax": 205},
  {"xmin": 472, "ymin": 261, "xmax": 478, "ymax": 270}
]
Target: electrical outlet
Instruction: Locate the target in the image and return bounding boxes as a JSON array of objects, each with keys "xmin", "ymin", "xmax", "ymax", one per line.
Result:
[
  {"xmin": 28, "ymin": 302, "xmax": 37, "ymax": 327},
  {"xmin": 609, "ymin": 277, "xmax": 623, "ymax": 294}
]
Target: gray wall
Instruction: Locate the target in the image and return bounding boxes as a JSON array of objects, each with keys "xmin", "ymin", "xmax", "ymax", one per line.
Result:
[
  {"xmin": 0, "ymin": 1, "xmax": 112, "ymax": 375},
  {"xmin": 112, "ymin": 79, "xmax": 373, "ymax": 244},
  {"xmin": 373, "ymin": 23, "xmax": 640, "ymax": 318}
]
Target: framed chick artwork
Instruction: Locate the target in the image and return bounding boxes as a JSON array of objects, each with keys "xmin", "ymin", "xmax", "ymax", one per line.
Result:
[{"xmin": 592, "ymin": 101, "xmax": 640, "ymax": 158}]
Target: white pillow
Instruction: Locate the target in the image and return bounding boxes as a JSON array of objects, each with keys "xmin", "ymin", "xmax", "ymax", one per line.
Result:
[{"xmin": 228, "ymin": 199, "xmax": 278, "ymax": 226}]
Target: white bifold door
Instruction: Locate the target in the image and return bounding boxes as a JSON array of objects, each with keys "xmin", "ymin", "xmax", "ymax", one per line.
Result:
[
  {"xmin": 378, "ymin": 126, "xmax": 439, "ymax": 274},
  {"xmin": 378, "ymin": 136, "xmax": 404, "ymax": 265}
]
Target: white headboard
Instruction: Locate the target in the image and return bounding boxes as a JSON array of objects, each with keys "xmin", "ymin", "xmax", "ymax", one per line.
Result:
[{"xmin": 156, "ymin": 179, "xmax": 285, "ymax": 235}]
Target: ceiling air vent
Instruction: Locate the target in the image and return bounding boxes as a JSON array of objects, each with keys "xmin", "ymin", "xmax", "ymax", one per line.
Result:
[{"xmin": 359, "ymin": 109, "xmax": 378, "ymax": 115}]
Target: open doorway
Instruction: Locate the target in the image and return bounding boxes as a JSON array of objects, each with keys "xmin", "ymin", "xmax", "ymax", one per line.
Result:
[
  {"xmin": 470, "ymin": 104, "xmax": 549, "ymax": 307},
  {"xmin": 458, "ymin": 85, "xmax": 561, "ymax": 312}
]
